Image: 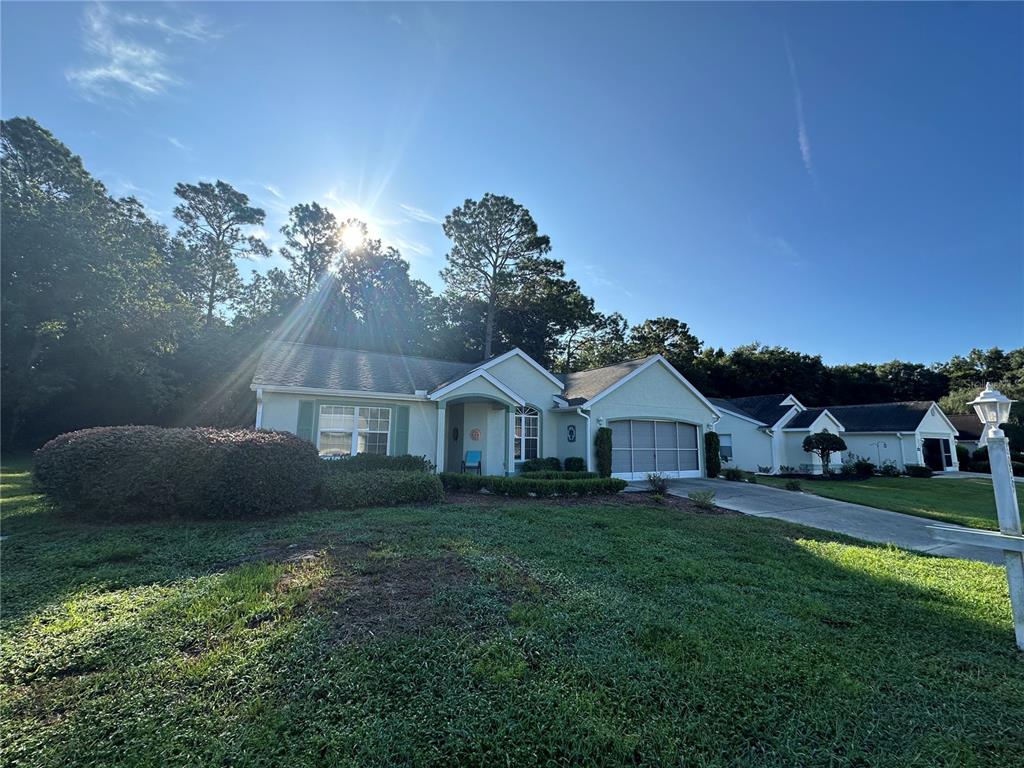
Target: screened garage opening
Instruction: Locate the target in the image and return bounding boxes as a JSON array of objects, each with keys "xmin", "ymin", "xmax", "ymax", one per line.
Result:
[{"xmin": 609, "ymin": 419, "xmax": 701, "ymax": 480}]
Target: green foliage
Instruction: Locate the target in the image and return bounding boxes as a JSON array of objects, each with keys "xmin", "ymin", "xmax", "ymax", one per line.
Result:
[
  {"xmin": 1012, "ymin": 461, "xmax": 1024, "ymax": 477},
  {"xmin": 279, "ymin": 201, "xmax": 340, "ymax": 294},
  {"xmin": 722, "ymin": 468, "xmax": 746, "ymax": 481},
  {"xmin": 439, "ymin": 473, "xmax": 627, "ymax": 497},
  {"xmin": 802, "ymin": 431, "xmax": 848, "ymax": 472},
  {"xmin": 704, "ymin": 432, "xmax": 722, "ymax": 478},
  {"xmin": 646, "ymin": 472, "xmax": 669, "ymax": 494},
  {"xmin": 687, "ymin": 490, "xmax": 716, "ymax": 509},
  {"xmin": 784, "ymin": 480, "xmax": 803, "ymax": 491},
  {"xmin": 840, "ymin": 456, "xmax": 875, "ymax": 479},
  {"xmin": 956, "ymin": 444, "xmax": 972, "ymax": 470},
  {"xmin": 878, "ymin": 460, "xmax": 901, "ymax": 477},
  {"xmin": 563, "ymin": 456, "xmax": 586, "ymax": 472},
  {"xmin": 34, "ymin": 426, "xmax": 321, "ymax": 521},
  {"xmin": 320, "ymin": 470, "xmax": 443, "ymax": 510},
  {"xmin": 905, "ymin": 464, "xmax": 933, "ymax": 478},
  {"xmin": 519, "ymin": 457, "xmax": 561, "ymax": 472},
  {"xmin": 519, "ymin": 470, "xmax": 598, "ymax": 480},
  {"xmin": 595, "ymin": 427, "xmax": 613, "ymax": 478},
  {"xmin": 321, "ymin": 453, "xmax": 434, "ymax": 475}
]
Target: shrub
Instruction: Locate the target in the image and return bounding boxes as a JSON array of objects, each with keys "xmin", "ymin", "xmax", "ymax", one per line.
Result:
[
  {"xmin": 803, "ymin": 431, "xmax": 847, "ymax": 474},
  {"xmin": 647, "ymin": 472, "xmax": 668, "ymax": 494},
  {"xmin": 564, "ymin": 456, "xmax": 586, "ymax": 472},
  {"xmin": 779, "ymin": 465, "xmax": 796, "ymax": 474},
  {"xmin": 704, "ymin": 432, "xmax": 721, "ymax": 479},
  {"xmin": 955, "ymin": 444, "xmax": 972, "ymax": 470},
  {"xmin": 1012, "ymin": 461, "xmax": 1024, "ymax": 478},
  {"xmin": 722, "ymin": 468, "xmax": 745, "ymax": 482},
  {"xmin": 595, "ymin": 427, "xmax": 613, "ymax": 478},
  {"xmin": 520, "ymin": 457, "xmax": 561, "ymax": 472},
  {"xmin": 520, "ymin": 470, "xmax": 598, "ymax": 480},
  {"xmin": 878, "ymin": 460, "xmax": 901, "ymax": 477},
  {"xmin": 757, "ymin": 465, "xmax": 772, "ymax": 474},
  {"xmin": 320, "ymin": 470, "xmax": 443, "ymax": 509},
  {"xmin": 973, "ymin": 446, "xmax": 989, "ymax": 463},
  {"xmin": 784, "ymin": 479, "xmax": 802, "ymax": 491},
  {"xmin": 440, "ymin": 473, "xmax": 627, "ymax": 497},
  {"xmin": 34, "ymin": 426, "xmax": 321, "ymax": 521},
  {"xmin": 905, "ymin": 464, "xmax": 933, "ymax": 478},
  {"xmin": 321, "ymin": 453, "xmax": 433, "ymax": 474},
  {"xmin": 851, "ymin": 457, "xmax": 875, "ymax": 479},
  {"xmin": 972, "ymin": 460, "xmax": 991, "ymax": 473},
  {"xmin": 688, "ymin": 490, "xmax": 716, "ymax": 510}
]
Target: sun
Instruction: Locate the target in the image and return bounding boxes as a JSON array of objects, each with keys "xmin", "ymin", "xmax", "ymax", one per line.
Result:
[{"xmin": 340, "ymin": 222, "xmax": 366, "ymax": 251}]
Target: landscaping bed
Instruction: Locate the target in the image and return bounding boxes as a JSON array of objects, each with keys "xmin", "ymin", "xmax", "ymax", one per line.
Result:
[{"xmin": 2, "ymin": 460, "xmax": 1022, "ymax": 767}]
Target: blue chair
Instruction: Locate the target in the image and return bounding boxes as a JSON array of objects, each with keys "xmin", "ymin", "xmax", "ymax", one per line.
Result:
[{"xmin": 462, "ymin": 450, "xmax": 482, "ymax": 474}]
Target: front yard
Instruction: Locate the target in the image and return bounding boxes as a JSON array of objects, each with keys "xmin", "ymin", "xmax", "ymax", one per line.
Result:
[
  {"xmin": 756, "ymin": 475, "xmax": 1021, "ymax": 531},
  {"xmin": 2, "ymin": 459, "xmax": 1022, "ymax": 767}
]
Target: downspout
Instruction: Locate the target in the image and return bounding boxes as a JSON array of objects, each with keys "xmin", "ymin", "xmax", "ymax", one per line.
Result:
[
  {"xmin": 255, "ymin": 388, "xmax": 264, "ymax": 429},
  {"xmin": 577, "ymin": 408, "xmax": 592, "ymax": 472}
]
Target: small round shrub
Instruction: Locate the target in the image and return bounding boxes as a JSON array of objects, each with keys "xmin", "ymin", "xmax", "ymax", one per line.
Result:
[
  {"xmin": 905, "ymin": 464, "xmax": 933, "ymax": 478},
  {"xmin": 520, "ymin": 457, "xmax": 562, "ymax": 472},
  {"xmin": 563, "ymin": 456, "xmax": 586, "ymax": 472},
  {"xmin": 784, "ymin": 479, "xmax": 802, "ymax": 491},
  {"xmin": 34, "ymin": 426, "xmax": 321, "ymax": 521},
  {"xmin": 722, "ymin": 467, "xmax": 745, "ymax": 482}
]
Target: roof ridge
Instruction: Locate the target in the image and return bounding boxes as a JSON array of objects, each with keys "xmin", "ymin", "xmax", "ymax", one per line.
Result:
[
  {"xmin": 828, "ymin": 400, "xmax": 934, "ymax": 408},
  {"xmin": 563, "ymin": 354, "xmax": 658, "ymax": 375}
]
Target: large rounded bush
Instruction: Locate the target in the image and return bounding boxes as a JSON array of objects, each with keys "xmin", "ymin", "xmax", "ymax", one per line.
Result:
[{"xmin": 34, "ymin": 426, "xmax": 321, "ymax": 521}]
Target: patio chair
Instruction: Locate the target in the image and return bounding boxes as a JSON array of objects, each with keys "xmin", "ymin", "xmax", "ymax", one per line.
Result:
[{"xmin": 462, "ymin": 450, "xmax": 482, "ymax": 474}]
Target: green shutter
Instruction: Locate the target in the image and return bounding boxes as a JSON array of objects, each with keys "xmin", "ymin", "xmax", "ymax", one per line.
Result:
[
  {"xmin": 297, "ymin": 400, "xmax": 315, "ymax": 443},
  {"xmin": 395, "ymin": 405, "xmax": 410, "ymax": 455}
]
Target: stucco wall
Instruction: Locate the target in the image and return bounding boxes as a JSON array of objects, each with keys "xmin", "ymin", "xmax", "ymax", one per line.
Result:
[
  {"xmin": 842, "ymin": 434, "xmax": 907, "ymax": 468},
  {"xmin": 487, "ymin": 356, "xmax": 562, "ymax": 460},
  {"xmin": 260, "ymin": 391, "xmax": 300, "ymax": 433},
  {"xmin": 714, "ymin": 411, "xmax": 772, "ymax": 472},
  {"xmin": 553, "ymin": 410, "xmax": 588, "ymax": 468}
]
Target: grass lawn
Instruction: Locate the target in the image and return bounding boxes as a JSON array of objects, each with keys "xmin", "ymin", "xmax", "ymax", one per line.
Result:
[
  {"xmin": 756, "ymin": 475, "xmax": 1023, "ymax": 531},
  {"xmin": 2, "ymin": 459, "xmax": 1022, "ymax": 767}
]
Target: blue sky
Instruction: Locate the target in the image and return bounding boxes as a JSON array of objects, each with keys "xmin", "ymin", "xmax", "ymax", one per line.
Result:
[{"xmin": 2, "ymin": 1, "xmax": 1021, "ymax": 364}]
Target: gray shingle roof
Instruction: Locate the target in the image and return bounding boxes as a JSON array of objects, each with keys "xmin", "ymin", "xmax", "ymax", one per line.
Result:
[
  {"xmin": 253, "ymin": 341, "xmax": 478, "ymax": 395},
  {"xmin": 824, "ymin": 401, "xmax": 933, "ymax": 433},
  {"xmin": 782, "ymin": 408, "xmax": 829, "ymax": 429},
  {"xmin": 724, "ymin": 395, "xmax": 794, "ymax": 426},
  {"xmin": 558, "ymin": 356, "xmax": 658, "ymax": 406},
  {"xmin": 947, "ymin": 413, "xmax": 981, "ymax": 440},
  {"xmin": 707, "ymin": 397, "xmax": 768, "ymax": 425}
]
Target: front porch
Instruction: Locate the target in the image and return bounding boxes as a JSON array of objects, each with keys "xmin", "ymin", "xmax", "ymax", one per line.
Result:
[{"xmin": 437, "ymin": 396, "xmax": 514, "ymax": 475}]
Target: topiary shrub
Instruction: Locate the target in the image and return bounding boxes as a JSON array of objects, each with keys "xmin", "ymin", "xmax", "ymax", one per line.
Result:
[
  {"xmin": 440, "ymin": 473, "xmax": 627, "ymax": 497},
  {"xmin": 905, "ymin": 464, "xmax": 933, "ymax": 478},
  {"xmin": 563, "ymin": 456, "xmax": 586, "ymax": 472},
  {"xmin": 955, "ymin": 444, "xmax": 971, "ymax": 471},
  {"xmin": 321, "ymin": 453, "xmax": 433, "ymax": 474},
  {"xmin": 595, "ymin": 427, "xmax": 613, "ymax": 478},
  {"xmin": 704, "ymin": 432, "xmax": 721, "ymax": 478},
  {"xmin": 34, "ymin": 426, "xmax": 321, "ymax": 521},
  {"xmin": 320, "ymin": 470, "xmax": 443, "ymax": 509},
  {"xmin": 520, "ymin": 457, "xmax": 562, "ymax": 472}
]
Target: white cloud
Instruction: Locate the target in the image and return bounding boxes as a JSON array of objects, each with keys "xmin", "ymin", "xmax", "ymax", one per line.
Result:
[
  {"xmin": 784, "ymin": 33, "xmax": 815, "ymax": 184},
  {"xmin": 66, "ymin": 3, "xmax": 216, "ymax": 101},
  {"xmin": 263, "ymin": 183, "xmax": 284, "ymax": 200},
  {"xmin": 399, "ymin": 203, "xmax": 441, "ymax": 224},
  {"xmin": 167, "ymin": 136, "xmax": 189, "ymax": 151}
]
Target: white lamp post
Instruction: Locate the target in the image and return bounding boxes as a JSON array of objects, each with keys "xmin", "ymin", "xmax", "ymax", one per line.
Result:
[{"xmin": 932, "ymin": 384, "xmax": 1023, "ymax": 650}]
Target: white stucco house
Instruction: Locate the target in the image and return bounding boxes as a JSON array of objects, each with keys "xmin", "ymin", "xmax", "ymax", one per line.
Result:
[
  {"xmin": 252, "ymin": 341, "xmax": 722, "ymax": 479},
  {"xmin": 708, "ymin": 394, "xmax": 960, "ymax": 473}
]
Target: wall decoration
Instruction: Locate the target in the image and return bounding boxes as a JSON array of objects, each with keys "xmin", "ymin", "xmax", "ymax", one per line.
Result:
[
  {"xmin": 567, "ymin": 424, "xmax": 577, "ymax": 443},
  {"xmin": 470, "ymin": 428, "xmax": 482, "ymax": 441},
  {"xmin": 451, "ymin": 427, "xmax": 459, "ymax": 441}
]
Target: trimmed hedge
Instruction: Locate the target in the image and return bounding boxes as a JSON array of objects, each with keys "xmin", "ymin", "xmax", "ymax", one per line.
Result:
[
  {"xmin": 519, "ymin": 470, "xmax": 599, "ymax": 480},
  {"xmin": 905, "ymin": 464, "xmax": 933, "ymax": 478},
  {"xmin": 34, "ymin": 426, "xmax": 321, "ymax": 521},
  {"xmin": 320, "ymin": 470, "xmax": 443, "ymax": 509},
  {"xmin": 595, "ymin": 427, "xmax": 613, "ymax": 478},
  {"xmin": 704, "ymin": 432, "xmax": 721, "ymax": 479},
  {"xmin": 440, "ymin": 472, "xmax": 627, "ymax": 497},
  {"xmin": 321, "ymin": 453, "xmax": 433, "ymax": 474},
  {"xmin": 519, "ymin": 457, "xmax": 562, "ymax": 472},
  {"xmin": 564, "ymin": 457, "xmax": 586, "ymax": 472}
]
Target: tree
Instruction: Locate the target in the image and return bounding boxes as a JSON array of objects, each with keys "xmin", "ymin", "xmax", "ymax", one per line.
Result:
[
  {"xmin": 173, "ymin": 180, "xmax": 270, "ymax": 324},
  {"xmin": 802, "ymin": 431, "xmax": 847, "ymax": 474},
  {"xmin": 571, "ymin": 312, "xmax": 631, "ymax": 370},
  {"xmin": 627, "ymin": 317, "xmax": 703, "ymax": 365},
  {"xmin": 279, "ymin": 202, "xmax": 340, "ymax": 295},
  {"xmin": 874, "ymin": 360, "xmax": 948, "ymax": 402},
  {"xmin": 441, "ymin": 193, "xmax": 551, "ymax": 359}
]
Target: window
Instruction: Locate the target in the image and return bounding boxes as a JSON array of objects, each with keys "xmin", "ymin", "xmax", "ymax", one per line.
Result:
[
  {"xmin": 514, "ymin": 406, "xmax": 539, "ymax": 461},
  {"xmin": 318, "ymin": 404, "xmax": 390, "ymax": 457},
  {"xmin": 718, "ymin": 434, "xmax": 733, "ymax": 461}
]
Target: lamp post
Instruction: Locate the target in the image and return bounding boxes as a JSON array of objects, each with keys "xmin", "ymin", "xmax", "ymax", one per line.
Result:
[{"xmin": 931, "ymin": 384, "xmax": 1023, "ymax": 650}]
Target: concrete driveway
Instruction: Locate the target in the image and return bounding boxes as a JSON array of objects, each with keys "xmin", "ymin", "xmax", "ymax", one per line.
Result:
[{"xmin": 660, "ymin": 478, "xmax": 1002, "ymax": 564}]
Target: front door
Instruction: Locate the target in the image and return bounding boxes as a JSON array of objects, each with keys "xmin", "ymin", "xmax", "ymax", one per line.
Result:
[{"xmin": 922, "ymin": 438, "xmax": 945, "ymax": 471}]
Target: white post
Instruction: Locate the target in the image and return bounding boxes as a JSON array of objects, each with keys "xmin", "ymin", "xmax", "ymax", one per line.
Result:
[
  {"xmin": 988, "ymin": 428, "xmax": 1024, "ymax": 650},
  {"xmin": 435, "ymin": 405, "xmax": 446, "ymax": 474}
]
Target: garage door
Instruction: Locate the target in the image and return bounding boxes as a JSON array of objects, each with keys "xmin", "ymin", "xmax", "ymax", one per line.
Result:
[{"xmin": 610, "ymin": 420, "xmax": 700, "ymax": 480}]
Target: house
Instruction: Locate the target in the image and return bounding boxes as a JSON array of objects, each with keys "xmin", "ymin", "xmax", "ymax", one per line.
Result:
[
  {"xmin": 707, "ymin": 394, "xmax": 960, "ymax": 473},
  {"xmin": 948, "ymin": 413, "xmax": 986, "ymax": 453},
  {"xmin": 707, "ymin": 394, "xmax": 845, "ymax": 474},
  {"xmin": 251, "ymin": 341, "xmax": 722, "ymax": 479}
]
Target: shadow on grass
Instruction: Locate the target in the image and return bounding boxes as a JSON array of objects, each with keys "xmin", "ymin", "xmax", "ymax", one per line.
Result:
[{"xmin": 4, "ymin": 493, "xmax": 1022, "ymax": 766}]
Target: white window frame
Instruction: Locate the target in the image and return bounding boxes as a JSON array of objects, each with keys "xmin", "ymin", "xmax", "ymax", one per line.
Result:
[
  {"xmin": 317, "ymin": 404, "xmax": 391, "ymax": 457},
  {"xmin": 719, "ymin": 433, "xmax": 733, "ymax": 461},
  {"xmin": 514, "ymin": 406, "xmax": 540, "ymax": 461}
]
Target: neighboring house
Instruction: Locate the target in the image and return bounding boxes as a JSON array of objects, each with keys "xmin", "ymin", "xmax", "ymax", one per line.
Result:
[
  {"xmin": 821, "ymin": 401, "xmax": 960, "ymax": 472},
  {"xmin": 252, "ymin": 341, "xmax": 722, "ymax": 479},
  {"xmin": 948, "ymin": 413, "xmax": 986, "ymax": 453}
]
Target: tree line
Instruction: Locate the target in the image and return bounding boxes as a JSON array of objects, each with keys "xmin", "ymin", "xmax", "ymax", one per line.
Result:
[{"xmin": 2, "ymin": 117, "xmax": 1020, "ymax": 448}]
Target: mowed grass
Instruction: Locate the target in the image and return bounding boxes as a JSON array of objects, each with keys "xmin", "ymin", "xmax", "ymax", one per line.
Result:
[
  {"xmin": 756, "ymin": 475, "xmax": 1022, "ymax": 531},
  {"xmin": 2, "ymin": 460, "xmax": 1022, "ymax": 767}
]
